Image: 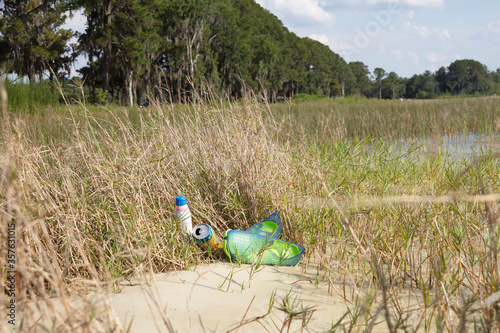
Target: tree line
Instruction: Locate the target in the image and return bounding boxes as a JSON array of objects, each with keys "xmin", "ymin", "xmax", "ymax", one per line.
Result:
[
  {"xmin": 369, "ymin": 59, "xmax": 500, "ymax": 100},
  {"xmin": 1, "ymin": 0, "xmax": 499, "ymax": 106}
]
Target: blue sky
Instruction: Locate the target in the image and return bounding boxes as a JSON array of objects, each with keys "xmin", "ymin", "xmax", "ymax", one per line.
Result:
[
  {"xmin": 62, "ymin": 0, "xmax": 499, "ymax": 79},
  {"xmin": 255, "ymin": 0, "xmax": 500, "ymax": 78}
]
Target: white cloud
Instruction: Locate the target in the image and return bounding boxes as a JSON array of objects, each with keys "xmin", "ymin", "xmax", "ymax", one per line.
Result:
[
  {"xmin": 391, "ymin": 49, "xmax": 403, "ymax": 59},
  {"xmin": 408, "ymin": 52, "xmax": 419, "ymax": 65},
  {"xmin": 61, "ymin": 9, "xmax": 86, "ymax": 33},
  {"xmin": 403, "ymin": 21, "xmax": 451, "ymax": 39},
  {"xmin": 441, "ymin": 29, "xmax": 451, "ymax": 39},
  {"xmin": 429, "ymin": 64, "xmax": 438, "ymax": 72},
  {"xmin": 403, "ymin": 21, "xmax": 430, "ymax": 37},
  {"xmin": 256, "ymin": 0, "xmax": 333, "ymax": 24},
  {"xmin": 330, "ymin": 41, "xmax": 357, "ymax": 60},
  {"xmin": 403, "ymin": 10, "xmax": 415, "ymax": 19},
  {"xmin": 401, "ymin": 0, "xmax": 443, "ymax": 7},
  {"xmin": 488, "ymin": 20, "xmax": 500, "ymax": 34},
  {"xmin": 426, "ymin": 52, "xmax": 447, "ymax": 63},
  {"xmin": 309, "ymin": 34, "xmax": 329, "ymax": 44},
  {"xmin": 319, "ymin": 0, "xmax": 443, "ymax": 8}
]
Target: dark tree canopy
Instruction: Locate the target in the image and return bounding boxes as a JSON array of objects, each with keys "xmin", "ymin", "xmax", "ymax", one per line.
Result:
[{"xmin": 0, "ymin": 0, "xmax": 77, "ymax": 83}]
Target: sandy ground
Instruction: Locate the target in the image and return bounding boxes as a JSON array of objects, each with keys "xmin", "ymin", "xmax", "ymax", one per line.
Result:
[
  {"xmin": 11, "ymin": 259, "xmax": 395, "ymax": 333},
  {"xmin": 111, "ymin": 262, "xmax": 350, "ymax": 333}
]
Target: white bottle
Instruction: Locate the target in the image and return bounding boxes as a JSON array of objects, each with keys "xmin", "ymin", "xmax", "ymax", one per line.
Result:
[{"xmin": 175, "ymin": 196, "xmax": 193, "ymax": 235}]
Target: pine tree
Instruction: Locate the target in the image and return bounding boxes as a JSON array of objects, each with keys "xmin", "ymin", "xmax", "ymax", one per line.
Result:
[{"xmin": 0, "ymin": 0, "xmax": 75, "ymax": 84}]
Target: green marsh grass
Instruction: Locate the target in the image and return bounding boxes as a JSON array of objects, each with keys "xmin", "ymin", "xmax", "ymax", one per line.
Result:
[
  {"xmin": 3, "ymin": 78, "xmax": 60, "ymax": 112},
  {"xmin": 272, "ymin": 96, "xmax": 500, "ymax": 143},
  {"xmin": 1, "ymin": 84, "xmax": 500, "ymax": 332}
]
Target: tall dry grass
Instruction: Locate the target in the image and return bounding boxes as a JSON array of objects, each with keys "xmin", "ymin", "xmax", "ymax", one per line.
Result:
[
  {"xmin": 0, "ymin": 87, "xmax": 307, "ymax": 331},
  {"xmin": 1, "ymin": 83, "xmax": 500, "ymax": 332}
]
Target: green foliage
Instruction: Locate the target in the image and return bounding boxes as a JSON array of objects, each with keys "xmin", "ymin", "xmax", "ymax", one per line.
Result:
[
  {"xmin": 402, "ymin": 60, "xmax": 497, "ymax": 99},
  {"xmin": 348, "ymin": 61, "xmax": 371, "ymax": 96},
  {"xmin": 4, "ymin": 77, "xmax": 59, "ymax": 111},
  {"xmin": 291, "ymin": 93, "xmax": 328, "ymax": 103},
  {"xmin": 0, "ymin": 0, "xmax": 75, "ymax": 82},
  {"xmin": 71, "ymin": 0, "xmax": 355, "ymax": 104},
  {"xmin": 447, "ymin": 59, "xmax": 489, "ymax": 94},
  {"xmin": 334, "ymin": 95, "xmax": 370, "ymax": 104},
  {"xmin": 95, "ymin": 87, "xmax": 108, "ymax": 105}
]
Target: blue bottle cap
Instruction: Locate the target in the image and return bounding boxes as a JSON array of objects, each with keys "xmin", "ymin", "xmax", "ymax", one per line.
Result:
[{"xmin": 176, "ymin": 196, "xmax": 187, "ymax": 206}]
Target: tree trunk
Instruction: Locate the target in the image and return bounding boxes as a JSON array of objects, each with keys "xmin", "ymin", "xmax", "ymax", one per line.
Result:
[
  {"xmin": 185, "ymin": 19, "xmax": 204, "ymax": 98},
  {"xmin": 177, "ymin": 77, "xmax": 181, "ymax": 103},
  {"xmin": 128, "ymin": 71, "xmax": 134, "ymax": 106},
  {"xmin": 152, "ymin": 64, "xmax": 162, "ymax": 105},
  {"xmin": 102, "ymin": 2, "xmax": 113, "ymax": 104}
]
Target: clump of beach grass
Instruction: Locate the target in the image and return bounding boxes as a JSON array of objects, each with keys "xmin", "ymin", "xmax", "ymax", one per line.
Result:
[{"xmin": 0, "ymin": 82, "xmax": 303, "ymax": 330}]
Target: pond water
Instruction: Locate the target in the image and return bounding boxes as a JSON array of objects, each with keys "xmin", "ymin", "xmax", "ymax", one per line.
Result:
[{"xmin": 395, "ymin": 134, "xmax": 500, "ymax": 159}]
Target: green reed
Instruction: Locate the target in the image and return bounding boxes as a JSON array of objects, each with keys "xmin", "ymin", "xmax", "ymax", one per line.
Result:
[
  {"xmin": 3, "ymin": 77, "xmax": 60, "ymax": 111},
  {"xmin": 271, "ymin": 96, "xmax": 500, "ymax": 142}
]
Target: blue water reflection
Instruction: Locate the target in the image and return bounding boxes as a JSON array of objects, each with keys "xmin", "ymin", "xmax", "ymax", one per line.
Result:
[{"xmin": 396, "ymin": 134, "xmax": 500, "ymax": 159}]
